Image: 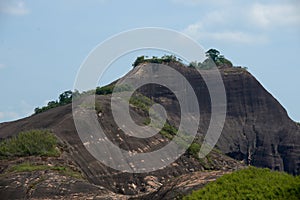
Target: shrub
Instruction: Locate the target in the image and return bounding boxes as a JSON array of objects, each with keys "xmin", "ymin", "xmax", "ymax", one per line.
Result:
[
  {"xmin": 184, "ymin": 167, "xmax": 300, "ymax": 200},
  {"xmin": 132, "ymin": 55, "xmax": 180, "ymax": 67},
  {"xmin": 96, "ymin": 84, "xmax": 132, "ymax": 95},
  {"xmin": 34, "ymin": 90, "xmax": 73, "ymax": 114},
  {"xmin": 129, "ymin": 93, "xmax": 153, "ymax": 111},
  {"xmin": 7, "ymin": 162, "xmax": 82, "ymax": 179},
  {"xmin": 0, "ymin": 129, "xmax": 60, "ymax": 158},
  {"xmin": 187, "ymin": 143, "xmax": 201, "ymax": 158}
]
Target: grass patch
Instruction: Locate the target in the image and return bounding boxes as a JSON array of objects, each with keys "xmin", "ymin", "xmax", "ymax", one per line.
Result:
[
  {"xmin": 184, "ymin": 167, "xmax": 300, "ymax": 200},
  {"xmin": 7, "ymin": 162, "xmax": 83, "ymax": 179},
  {"xmin": 129, "ymin": 93, "xmax": 153, "ymax": 111},
  {"xmin": 187, "ymin": 143, "xmax": 201, "ymax": 158},
  {"xmin": 96, "ymin": 84, "xmax": 133, "ymax": 95},
  {"xmin": 0, "ymin": 129, "xmax": 60, "ymax": 159},
  {"xmin": 160, "ymin": 123, "xmax": 178, "ymax": 139}
]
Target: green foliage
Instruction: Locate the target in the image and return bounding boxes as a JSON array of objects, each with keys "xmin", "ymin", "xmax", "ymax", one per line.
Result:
[
  {"xmin": 34, "ymin": 90, "xmax": 73, "ymax": 114},
  {"xmin": 0, "ymin": 130, "xmax": 60, "ymax": 158},
  {"xmin": 189, "ymin": 49, "xmax": 235, "ymax": 69},
  {"xmin": 132, "ymin": 54, "xmax": 180, "ymax": 67},
  {"xmin": 96, "ymin": 84, "xmax": 114, "ymax": 95},
  {"xmin": 96, "ymin": 84, "xmax": 132, "ymax": 95},
  {"xmin": 205, "ymin": 49, "xmax": 233, "ymax": 68},
  {"xmin": 34, "ymin": 84, "xmax": 132, "ymax": 114},
  {"xmin": 184, "ymin": 167, "xmax": 300, "ymax": 200},
  {"xmin": 132, "ymin": 55, "xmax": 145, "ymax": 67},
  {"xmin": 7, "ymin": 162, "xmax": 82, "ymax": 179},
  {"xmin": 160, "ymin": 123, "xmax": 178, "ymax": 139},
  {"xmin": 129, "ymin": 93, "xmax": 153, "ymax": 111},
  {"xmin": 187, "ymin": 143, "xmax": 201, "ymax": 158},
  {"xmin": 216, "ymin": 55, "xmax": 233, "ymax": 67},
  {"xmin": 206, "ymin": 49, "xmax": 220, "ymax": 62}
]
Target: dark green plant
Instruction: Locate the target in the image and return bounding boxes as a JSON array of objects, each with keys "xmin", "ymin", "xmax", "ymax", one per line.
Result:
[
  {"xmin": 96, "ymin": 84, "xmax": 132, "ymax": 95},
  {"xmin": 132, "ymin": 56, "xmax": 145, "ymax": 67},
  {"xmin": 206, "ymin": 49, "xmax": 220, "ymax": 62},
  {"xmin": 0, "ymin": 129, "xmax": 60, "ymax": 158},
  {"xmin": 184, "ymin": 167, "xmax": 300, "ymax": 200},
  {"xmin": 129, "ymin": 93, "xmax": 153, "ymax": 111},
  {"xmin": 96, "ymin": 85, "xmax": 114, "ymax": 95},
  {"xmin": 132, "ymin": 54, "xmax": 180, "ymax": 67},
  {"xmin": 187, "ymin": 143, "xmax": 201, "ymax": 158},
  {"xmin": 215, "ymin": 55, "xmax": 233, "ymax": 67},
  {"xmin": 34, "ymin": 90, "xmax": 73, "ymax": 114},
  {"xmin": 189, "ymin": 49, "xmax": 234, "ymax": 69},
  {"xmin": 7, "ymin": 162, "xmax": 83, "ymax": 179}
]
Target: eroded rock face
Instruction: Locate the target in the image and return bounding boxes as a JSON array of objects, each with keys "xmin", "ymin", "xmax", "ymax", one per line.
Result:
[{"xmin": 129, "ymin": 63, "xmax": 300, "ymax": 175}]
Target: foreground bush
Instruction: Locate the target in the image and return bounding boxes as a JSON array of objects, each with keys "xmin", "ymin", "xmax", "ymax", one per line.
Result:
[
  {"xmin": 0, "ymin": 129, "xmax": 60, "ymax": 158},
  {"xmin": 184, "ymin": 167, "xmax": 300, "ymax": 200}
]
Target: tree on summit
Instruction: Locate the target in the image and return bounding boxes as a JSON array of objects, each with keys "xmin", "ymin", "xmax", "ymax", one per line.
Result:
[
  {"xmin": 59, "ymin": 90, "xmax": 72, "ymax": 104},
  {"xmin": 206, "ymin": 49, "xmax": 220, "ymax": 62},
  {"xmin": 205, "ymin": 49, "xmax": 233, "ymax": 68}
]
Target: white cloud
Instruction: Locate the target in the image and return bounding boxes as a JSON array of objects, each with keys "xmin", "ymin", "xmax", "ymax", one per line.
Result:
[
  {"xmin": 184, "ymin": 23, "xmax": 267, "ymax": 44},
  {"xmin": 20, "ymin": 100, "xmax": 35, "ymax": 116},
  {"xmin": 0, "ymin": 100, "xmax": 35, "ymax": 122},
  {"xmin": 0, "ymin": 0, "xmax": 29, "ymax": 16},
  {"xmin": 249, "ymin": 3, "xmax": 300, "ymax": 29},
  {"xmin": 182, "ymin": 1, "xmax": 299, "ymax": 44},
  {"xmin": 0, "ymin": 111, "xmax": 19, "ymax": 121},
  {"xmin": 171, "ymin": 0, "xmax": 232, "ymax": 6},
  {"xmin": 183, "ymin": 9, "xmax": 267, "ymax": 44}
]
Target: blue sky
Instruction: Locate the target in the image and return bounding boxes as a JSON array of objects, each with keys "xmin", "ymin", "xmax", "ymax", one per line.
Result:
[{"xmin": 0, "ymin": 0, "xmax": 299, "ymax": 122}]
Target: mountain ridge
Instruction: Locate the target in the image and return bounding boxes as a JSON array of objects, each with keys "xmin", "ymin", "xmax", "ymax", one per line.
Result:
[{"xmin": 0, "ymin": 60, "xmax": 299, "ymax": 199}]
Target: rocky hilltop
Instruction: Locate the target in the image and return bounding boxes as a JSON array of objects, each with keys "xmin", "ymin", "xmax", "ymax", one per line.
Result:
[
  {"xmin": 128, "ymin": 62, "xmax": 300, "ymax": 175},
  {"xmin": 0, "ymin": 59, "xmax": 299, "ymax": 199}
]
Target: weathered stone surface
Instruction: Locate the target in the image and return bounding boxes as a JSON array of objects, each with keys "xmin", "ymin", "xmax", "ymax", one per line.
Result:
[{"xmin": 127, "ymin": 63, "xmax": 300, "ymax": 175}]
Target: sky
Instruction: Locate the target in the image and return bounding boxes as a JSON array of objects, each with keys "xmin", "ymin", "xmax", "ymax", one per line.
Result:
[{"xmin": 0, "ymin": 0, "xmax": 299, "ymax": 123}]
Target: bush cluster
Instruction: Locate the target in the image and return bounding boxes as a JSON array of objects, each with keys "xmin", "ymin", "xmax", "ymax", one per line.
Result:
[
  {"xmin": 34, "ymin": 90, "xmax": 74, "ymax": 114},
  {"xmin": 132, "ymin": 55, "xmax": 181, "ymax": 67},
  {"xmin": 184, "ymin": 167, "xmax": 300, "ymax": 200},
  {"xmin": 0, "ymin": 129, "xmax": 60, "ymax": 158},
  {"xmin": 96, "ymin": 84, "xmax": 132, "ymax": 95}
]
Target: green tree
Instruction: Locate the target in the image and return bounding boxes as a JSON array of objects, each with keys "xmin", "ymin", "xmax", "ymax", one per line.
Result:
[
  {"xmin": 59, "ymin": 90, "xmax": 72, "ymax": 104},
  {"xmin": 206, "ymin": 49, "xmax": 220, "ymax": 62},
  {"xmin": 132, "ymin": 56, "xmax": 145, "ymax": 67},
  {"xmin": 216, "ymin": 55, "xmax": 233, "ymax": 67}
]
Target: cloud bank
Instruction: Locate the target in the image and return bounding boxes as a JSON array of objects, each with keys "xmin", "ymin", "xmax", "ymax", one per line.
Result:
[
  {"xmin": 182, "ymin": 1, "xmax": 300, "ymax": 44},
  {"xmin": 0, "ymin": 0, "xmax": 29, "ymax": 16}
]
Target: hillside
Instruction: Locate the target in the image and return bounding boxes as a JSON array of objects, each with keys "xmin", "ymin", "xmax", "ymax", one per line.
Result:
[
  {"xmin": 125, "ymin": 61, "xmax": 300, "ymax": 175},
  {"xmin": 0, "ymin": 59, "xmax": 299, "ymax": 199}
]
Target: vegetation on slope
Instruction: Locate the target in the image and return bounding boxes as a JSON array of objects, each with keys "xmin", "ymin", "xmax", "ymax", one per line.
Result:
[
  {"xmin": 0, "ymin": 129, "xmax": 60, "ymax": 158},
  {"xmin": 128, "ymin": 93, "xmax": 203, "ymax": 160},
  {"xmin": 184, "ymin": 167, "xmax": 300, "ymax": 200},
  {"xmin": 95, "ymin": 84, "xmax": 132, "ymax": 95},
  {"xmin": 6, "ymin": 162, "xmax": 82, "ymax": 179},
  {"xmin": 132, "ymin": 55, "xmax": 181, "ymax": 67},
  {"xmin": 34, "ymin": 90, "xmax": 74, "ymax": 114}
]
